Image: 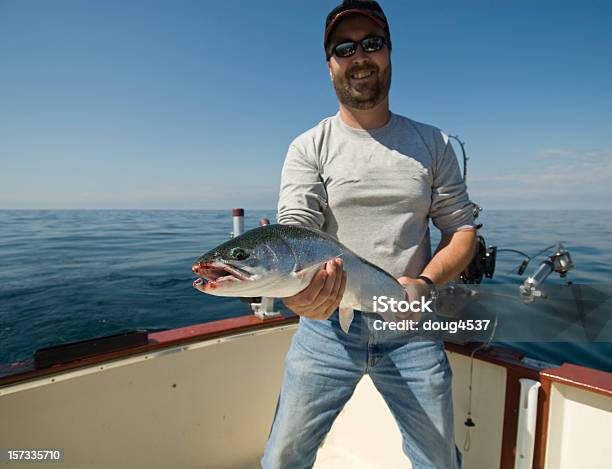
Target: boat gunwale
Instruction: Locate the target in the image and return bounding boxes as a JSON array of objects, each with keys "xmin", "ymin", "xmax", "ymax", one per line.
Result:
[
  {"xmin": 1, "ymin": 313, "xmax": 611, "ymax": 469},
  {"xmin": 1, "ymin": 314, "xmax": 610, "ymax": 391},
  {"xmin": 0, "ymin": 314, "xmax": 297, "ymax": 387}
]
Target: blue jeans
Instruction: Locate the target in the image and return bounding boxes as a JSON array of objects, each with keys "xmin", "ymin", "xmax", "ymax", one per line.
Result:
[{"xmin": 262, "ymin": 311, "xmax": 462, "ymax": 469}]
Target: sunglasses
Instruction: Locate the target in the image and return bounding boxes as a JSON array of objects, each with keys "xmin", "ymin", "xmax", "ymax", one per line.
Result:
[{"xmin": 330, "ymin": 35, "xmax": 387, "ymax": 59}]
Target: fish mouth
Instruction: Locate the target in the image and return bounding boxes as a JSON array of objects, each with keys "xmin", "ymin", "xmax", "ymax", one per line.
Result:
[{"xmin": 192, "ymin": 262, "xmax": 251, "ymax": 290}]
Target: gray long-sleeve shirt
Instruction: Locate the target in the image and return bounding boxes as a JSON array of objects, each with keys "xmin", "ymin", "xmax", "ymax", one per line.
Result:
[{"xmin": 277, "ymin": 112, "xmax": 475, "ymax": 279}]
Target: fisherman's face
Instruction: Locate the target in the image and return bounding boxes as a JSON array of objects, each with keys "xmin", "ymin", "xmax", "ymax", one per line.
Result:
[{"xmin": 327, "ymin": 15, "xmax": 391, "ymax": 110}]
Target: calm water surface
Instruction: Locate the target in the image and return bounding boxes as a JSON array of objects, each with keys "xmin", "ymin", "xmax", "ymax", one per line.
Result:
[{"xmin": 0, "ymin": 209, "xmax": 610, "ymax": 372}]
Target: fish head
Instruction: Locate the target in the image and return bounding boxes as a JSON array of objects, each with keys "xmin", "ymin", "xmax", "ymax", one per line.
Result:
[{"xmin": 192, "ymin": 225, "xmax": 297, "ymax": 297}]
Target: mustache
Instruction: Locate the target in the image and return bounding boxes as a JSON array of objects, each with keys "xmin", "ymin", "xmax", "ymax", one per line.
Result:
[{"xmin": 346, "ymin": 62, "xmax": 379, "ymax": 78}]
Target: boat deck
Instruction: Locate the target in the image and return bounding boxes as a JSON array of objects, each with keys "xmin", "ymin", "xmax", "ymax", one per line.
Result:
[{"xmin": 1, "ymin": 315, "xmax": 611, "ymax": 468}]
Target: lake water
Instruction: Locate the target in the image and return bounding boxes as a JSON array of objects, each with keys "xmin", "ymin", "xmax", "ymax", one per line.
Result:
[{"xmin": 0, "ymin": 209, "xmax": 611, "ymax": 372}]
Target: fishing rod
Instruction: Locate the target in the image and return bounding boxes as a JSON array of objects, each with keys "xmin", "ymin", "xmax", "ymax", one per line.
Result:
[
  {"xmin": 448, "ymin": 134, "xmax": 468, "ymax": 183},
  {"xmin": 448, "ymin": 136, "xmax": 574, "ymax": 295}
]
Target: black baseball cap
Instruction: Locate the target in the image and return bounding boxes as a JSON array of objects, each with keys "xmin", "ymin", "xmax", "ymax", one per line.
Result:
[{"xmin": 324, "ymin": 0, "xmax": 392, "ymax": 58}]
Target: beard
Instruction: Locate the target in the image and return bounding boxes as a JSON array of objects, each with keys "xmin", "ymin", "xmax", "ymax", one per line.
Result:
[{"xmin": 331, "ymin": 60, "xmax": 392, "ymax": 110}]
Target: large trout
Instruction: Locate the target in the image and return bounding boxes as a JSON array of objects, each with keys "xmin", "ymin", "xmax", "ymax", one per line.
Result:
[{"xmin": 192, "ymin": 224, "xmax": 422, "ymax": 333}]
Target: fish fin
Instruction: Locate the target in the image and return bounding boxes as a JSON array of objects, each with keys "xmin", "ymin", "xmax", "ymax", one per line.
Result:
[
  {"xmin": 339, "ymin": 306, "xmax": 354, "ymax": 334},
  {"xmin": 292, "ymin": 262, "xmax": 326, "ymax": 281},
  {"xmin": 292, "ymin": 256, "xmax": 343, "ymax": 282}
]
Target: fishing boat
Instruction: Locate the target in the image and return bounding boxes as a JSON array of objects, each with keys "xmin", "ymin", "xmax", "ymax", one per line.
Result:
[
  {"xmin": 1, "ymin": 300, "xmax": 610, "ymax": 468},
  {"xmin": 1, "ymin": 209, "xmax": 611, "ymax": 469}
]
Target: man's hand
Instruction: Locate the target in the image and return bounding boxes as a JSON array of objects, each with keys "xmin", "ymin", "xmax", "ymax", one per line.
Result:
[
  {"xmin": 397, "ymin": 276, "xmax": 430, "ymax": 301},
  {"xmin": 283, "ymin": 258, "xmax": 347, "ymax": 320},
  {"xmin": 396, "ymin": 276, "xmax": 431, "ymax": 321},
  {"xmin": 397, "ymin": 276, "xmax": 428, "ymax": 287}
]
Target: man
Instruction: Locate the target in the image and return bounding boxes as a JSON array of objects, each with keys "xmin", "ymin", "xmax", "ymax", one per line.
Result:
[{"xmin": 262, "ymin": 1, "xmax": 476, "ymax": 468}]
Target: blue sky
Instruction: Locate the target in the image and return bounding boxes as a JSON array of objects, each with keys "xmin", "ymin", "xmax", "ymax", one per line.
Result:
[{"xmin": 1, "ymin": 0, "xmax": 611, "ymax": 209}]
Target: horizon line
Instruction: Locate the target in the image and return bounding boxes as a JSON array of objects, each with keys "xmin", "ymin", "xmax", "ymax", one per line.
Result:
[{"xmin": 1, "ymin": 207, "xmax": 610, "ymax": 212}]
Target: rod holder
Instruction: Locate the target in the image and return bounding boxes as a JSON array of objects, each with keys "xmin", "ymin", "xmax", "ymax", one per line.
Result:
[{"xmin": 514, "ymin": 379, "xmax": 541, "ymax": 469}]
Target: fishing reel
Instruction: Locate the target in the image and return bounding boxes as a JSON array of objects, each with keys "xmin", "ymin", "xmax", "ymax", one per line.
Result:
[
  {"xmin": 460, "ymin": 234, "xmax": 497, "ymax": 284},
  {"xmin": 458, "ymin": 202, "xmax": 497, "ymax": 284}
]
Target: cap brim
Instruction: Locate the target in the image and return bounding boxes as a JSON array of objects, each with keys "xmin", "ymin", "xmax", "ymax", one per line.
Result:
[{"xmin": 324, "ymin": 9, "xmax": 387, "ymax": 45}]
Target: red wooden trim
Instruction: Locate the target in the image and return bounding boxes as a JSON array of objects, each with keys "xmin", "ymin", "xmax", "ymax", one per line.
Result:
[
  {"xmin": 0, "ymin": 314, "xmax": 299, "ymax": 388},
  {"xmin": 148, "ymin": 315, "xmax": 296, "ymax": 344},
  {"xmin": 540, "ymin": 363, "xmax": 612, "ymax": 398},
  {"xmin": 533, "ymin": 376, "xmax": 552, "ymax": 469},
  {"xmin": 499, "ymin": 369, "xmax": 521, "ymax": 469}
]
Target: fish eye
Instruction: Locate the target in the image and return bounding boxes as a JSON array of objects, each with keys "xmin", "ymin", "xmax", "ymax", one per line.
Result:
[{"xmin": 229, "ymin": 247, "xmax": 249, "ymax": 261}]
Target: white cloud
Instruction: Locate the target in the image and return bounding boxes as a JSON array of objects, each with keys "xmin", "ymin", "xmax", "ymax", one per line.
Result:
[{"xmin": 468, "ymin": 147, "xmax": 612, "ymax": 209}]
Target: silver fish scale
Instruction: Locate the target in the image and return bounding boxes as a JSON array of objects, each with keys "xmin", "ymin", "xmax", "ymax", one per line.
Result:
[{"xmin": 271, "ymin": 225, "xmax": 407, "ymax": 314}]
